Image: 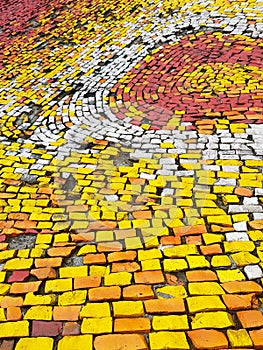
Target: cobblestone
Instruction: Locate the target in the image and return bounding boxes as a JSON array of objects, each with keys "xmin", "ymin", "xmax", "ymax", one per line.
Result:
[{"xmin": 1, "ymin": 0, "xmax": 263, "ymax": 348}]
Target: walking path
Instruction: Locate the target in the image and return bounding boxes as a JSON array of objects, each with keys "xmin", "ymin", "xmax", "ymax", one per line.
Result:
[{"xmin": 0, "ymin": 0, "xmax": 263, "ymax": 349}]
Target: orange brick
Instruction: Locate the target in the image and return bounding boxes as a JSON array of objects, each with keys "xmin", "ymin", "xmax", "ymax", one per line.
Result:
[
  {"xmin": 6, "ymin": 307, "xmax": 22, "ymax": 321},
  {"xmin": 237, "ymin": 310, "xmax": 263, "ymax": 328},
  {"xmin": 222, "ymin": 281, "xmax": 262, "ymax": 294},
  {"xmin": 160, "ymin": 236, "xmax": 181, "ymax": 245},
  {"xmin": 53, "ymin": 306, "xmax": 81, "ymax": 321},
  {"xmin": 234, "ymin": 188, "xmax": 253, "ymax": 197},
  {"xmin": 89, "ymin": 286, "xmax": 121, "ymax": 301},
  {"xmin": 48, "ymin": 247, "xmax": 75, "ymax": 257},
  {"xmin": 97, "ymin": 242, "xmax": 122, "ymax": 252},
  {"xmin": 133, "ymin": 211, "xmax": 152, "ymax": 220},
  {"xmin": 1, "ymin": 297, "xmax": 23, "ymax": 308},
  {"xmin": 200, "ymin": 244, "xmax": 222, "ymax": 255},
  {"xmin": 144, "ymin": 298, "xmax": 185, "ymax": 314},
  {"xmin": 185, "ymin": 235, "xmax": 202, "ymax": 245},
  {"xmin": 10, "ymin": 281, "xmax": 41, "ymax": 294},
  {"xmin": 115, "ymin": 229, "xmax": 137, "ymax": 241},
  {"xmin": 173, "ymin": 224, "xmax": 207, "ymax": 236},
  {"xmin": 108, "ymin": 251, "xmax": 137, "ymax": 263},
  {"xmin": 83, "ymin": 253, "xmax": 106, "ymax": 265},
  {"xmin": 186, "ymin": 270, "xmax": 218, "ymax": 282},
  {"xmin": 30, "ymin": 268, "xmax": 56, "ymax": 280},
  {"xmin": 188, "ymin": 329, "xmax": 228, "ymax": 349},
  {"xmin": 249, "ymin": 328, "xmax": 263, "ymax": 349},
  {"xmin": 71, "ymin": 232, "xmax": 95, "ymax": 242},
  {"xmin": 35, "ymin": 258, "xmax": 62, "ymax": 268},
  {"xmin": 123, "ymin": 285, "xmax": 154, "ymax": 300},
  {"xmin": 114, "ymin": 318, "xmax": 151, "ymax": 333},
  {"xmin": 74, "ymin": 276, "xmax": 101, "ymax": 290},
  {"xmin": 94, "ymin": 334, "xmax": 148, "ymax": 350},
  {"xmin": 222, "ymin": 294, "xmax": 254, "ymax": 310},
  {"xmin": 134, "ymin": 271, "xmax": 165, "ymax": 284},
  {"xmin": 111, "ymin": 262, "xmax": 140, "ymax": 273}
]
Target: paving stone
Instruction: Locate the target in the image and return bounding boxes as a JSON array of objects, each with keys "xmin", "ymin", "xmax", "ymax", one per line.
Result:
[{"xmin": 2, "ymin": 1, "xmax": 263, "ymax": 349}]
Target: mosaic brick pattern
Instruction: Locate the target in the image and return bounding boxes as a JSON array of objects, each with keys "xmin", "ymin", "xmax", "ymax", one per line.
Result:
[{"xmin": 1, "ymin": 0, "xmax": 263, "ymax": 349}]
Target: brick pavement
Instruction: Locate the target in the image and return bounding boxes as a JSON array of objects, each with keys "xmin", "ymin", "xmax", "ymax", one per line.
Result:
[{"xmin": 0, "ymin": 0, "xmax": 263, "ymax": 349}]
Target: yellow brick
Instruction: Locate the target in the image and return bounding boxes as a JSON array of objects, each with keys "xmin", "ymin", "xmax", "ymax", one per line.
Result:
[
  {"xmin": 0, "ymin": 250, "xmax": 16, "ymax": 263},
  {"xmin": 45, "ymin": 279, "xmax": 72, "ymax": 293},
  {"xmin": 186, "ymin": 256, "xmax": 210, "ymax": 269},
  {"xmin": 104, "ymin": 272, "xmax": 132, "ymax": 286},
  {"xmin": 24, "ymin": 306, "xmax": 53, "ymax": 320},
  {"xmin": 141, "ymin": 259, "xmax": 161, "ymax": 271},
  {"xmin": 231, "ymin": 252, "xmax": 260, "ymax": 266},
  {"xmin": 207, "ymin": 215, "xmax": 232, "ymax": 226},
  {"xmin": 4, "ymin": 258, "xmax": 33, "ymax": 270},
  {"xmin": 57, "ymin": 335, "xmax": 93, "ymax": 350},
  {"xmin": 152, "ymin": 315, "xmax": 189, "ymax": 330},
  {"xmin": 30, "ymin": 248, "xmax": 44, "ymax": 258},
  {"xmin": 203, "ymin": 233, "xmax": 224, "ymax": 245},
  {"xmin": 80, "ymin": 302, "xmax": 111, "ymax": 318},
  {"xmin": 156, "ymin": 286, "xmax": 187, "ymax": 299},
  {"xmin": 23, "ymin": 292, "xmax": 56, "ymax": 306},
  {"xmin": 0, "ymin": 284, "xmax": 10, "ymax": 295},
  {"xmin": 125, "ymin": 237, "xmax": 143, "ymax": 250},
  {"xmin": 113, "ymin": 301, "xmax": 144, "ymax": 317},
  {"xmin": 89, "ymin": 266, "xmax": 107, "ymax": 276},
  {"xmin": 211, "ymin": 255, "xmax": 232, "ymax": 267},
  {"xmin": 16, "ymin": 337, "xmax": 53, "ymax": 350},
  {"xmin": 188, "ymin": 282, "xmax": 225, "ymax": 295},
  {"xmin": 77, "ymin": 245, "xmax": 97, "ymax": 255},
  {"xmin": 249, "ymin": 230, "xmax": 263, "ymax": 241},
  {"xmin": 0, "ymin": 321, "xmax": 29, "ymax": 337},
  {"xmin": 187, "ymin": 296, "xmax": 226, "ymax": 313},
  {"xmin": 0, "ymin": 272, "xmax": 6, "ymax": 283},
  {"xmin": 163, "ymin": 259, "xmax": 188, "ymax": 272},
  {"xmin": 232, "ymin": 213, "xmax": 249, "ymax": 222},
  {"xmin": 17, "ymin": 249, "xmax": 30, "ymax": 258},
  {"xmin": 201, "ymin": 208, "xmax": 226, "ymax": 216},
  {"xmin": 191, "ymin": 311, "xmax": 234, "ymax": 329},
  {"xmin": 54, "ymin": 233, "xmax": 69, "ymax": 243},
  {"xmin": 58, "ymin": 291, "xmax": 87, "ymax": 306},
  {"xmin": 239, "ymin": 179, "xmax": 262, "ymax": 188},
  {"xmin": 217, "ymin": 269, "xmax": 246, "ymax": 283},
  {"xmin": 0, "ymin": 309, "xmax": 6, "ymax": 321},
  {"xmin": 149, "ymin": 331, "xmax": 190, "ymax": 350},
  {"xmin": 227, "ymin": 329, "xmax": 253, "ymax": 348},
  {"xmin": 222, "ymin": 194, "xmax": 239, "ymax": 205},
  {"xmin": 224, "ymin": 241, "xmax": 255, "ymax": 253},
  {"xmin": 81, "ymin": 317, "xmax": 112, "ymax": 334},
  {"xmin": 213, "ymin": 186, "xmax": 234, "ymax": 194},
  {"xmin": 60, "ymin": 266, "xmax": 88, "ymax": 278},
  {"xmin": 132, "ymin": 219, "xmax": 150, "ymax": 228},
  {"xmin": 164, "ymin": 244, "xmax": 198, "ymax": 258}
]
